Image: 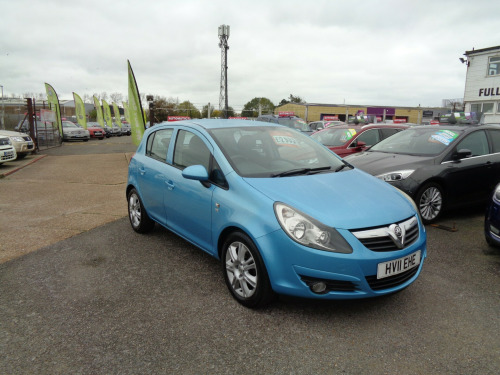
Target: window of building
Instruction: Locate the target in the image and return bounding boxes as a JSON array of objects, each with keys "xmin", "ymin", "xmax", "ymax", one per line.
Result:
[
  {"xmin": 488, "ymin": 56, "xmax": 500, "ymax": 76},
  {"xmin": 470, "ymin": 103, "xmax": 481, "ymax": 113},
  {"xmin": 483, "ymin": 103, "xmax": 494, "ymax": 113}
]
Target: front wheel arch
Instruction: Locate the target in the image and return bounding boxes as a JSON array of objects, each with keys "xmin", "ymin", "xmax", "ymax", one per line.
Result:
[{"xmin": 220, "ymin": 230, "xmax": 276, "ymax": 308}]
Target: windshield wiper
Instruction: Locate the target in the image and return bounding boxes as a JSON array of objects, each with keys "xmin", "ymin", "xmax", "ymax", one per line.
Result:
[{"xmin": 271, "ymin": 166, "xmax": 332, "ymax": 177}]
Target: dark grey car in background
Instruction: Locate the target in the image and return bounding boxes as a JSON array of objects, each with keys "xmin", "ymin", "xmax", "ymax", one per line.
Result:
[{"xmin": 345, "ymin": 125, "xmax": 500, "ymax": 223}]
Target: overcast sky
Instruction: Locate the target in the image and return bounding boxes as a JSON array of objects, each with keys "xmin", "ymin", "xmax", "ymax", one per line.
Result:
[{"xmin": 1, "ymin": 0, "xmax": 499, "ymax": 112}]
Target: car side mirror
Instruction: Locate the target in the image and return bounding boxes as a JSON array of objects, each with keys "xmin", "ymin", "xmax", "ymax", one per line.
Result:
[
  {"xmin": 182, "ymin": 165, "xmax": 209, "ymax": 181},
  {"xmin": 453, "ymin": 148, "xmax": 472, "ymax": 160},
  {"xmin": 351, "ymin": 140, "xmax": 366, "ymax": 149}
]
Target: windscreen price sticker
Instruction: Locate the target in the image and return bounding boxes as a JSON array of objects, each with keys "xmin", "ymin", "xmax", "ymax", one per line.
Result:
[
  {"xmin": 430, "ymin": 130, "xmax": 458, "ymax": 146},
  {"xmin": 272, "ymin": 135, "xmax": 299, "ymax": 147},
  {"xmin": 377, "ymin": 250, "xmax": 421, "ymax": 279}
]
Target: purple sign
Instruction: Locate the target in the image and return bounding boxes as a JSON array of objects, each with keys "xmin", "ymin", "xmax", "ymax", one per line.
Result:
[{"xmin": 367, "ymin": 107, "xmax": 395, "ymax": 116}]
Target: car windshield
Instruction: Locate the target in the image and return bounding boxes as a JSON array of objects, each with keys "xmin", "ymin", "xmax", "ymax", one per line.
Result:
[
  {"xmin": 210, "ymin": 126, "xmax": 346, "ymax": 177},
  {"xmin": 310, "ymin": 128, "xmax": 359, "ymax": 147},
  {"xmin": 369, "ymin": 127, "xmax": 463, "ymax": 156},
  {"xmin": 62, "ymin": 121, "xmax": 78, "ymax": 128},
  {"xmin": 277, "ymin": 118, "xmax": 310, "ymax": 132}
]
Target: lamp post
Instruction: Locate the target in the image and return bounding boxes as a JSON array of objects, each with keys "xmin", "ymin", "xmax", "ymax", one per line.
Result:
[{"xmin": 0, "ymin": 85, "xmax": 4, "ymax": 130}]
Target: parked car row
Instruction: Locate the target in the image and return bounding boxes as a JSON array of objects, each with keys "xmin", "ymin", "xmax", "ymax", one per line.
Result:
[{"xmin": 0, "ymin": 130, "xmax": 35, "ymax": 160}]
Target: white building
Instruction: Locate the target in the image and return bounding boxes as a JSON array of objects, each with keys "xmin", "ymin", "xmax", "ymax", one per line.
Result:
[{"xmin": 463, "ymin": 45, "xmax": 500, "ymax": 123}]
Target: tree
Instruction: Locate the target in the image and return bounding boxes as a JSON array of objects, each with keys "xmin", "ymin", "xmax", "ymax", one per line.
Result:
[
  {"xmin": 242, "ymin": 97, "xmax": 275, "ymax": 117},
  {"xmin": 202, "ymin": 103, "xmax": 215, "ymax": 118},
  {"xmin": 279, "ymin": 94, "xmax": 305, "ymax": 106},
  {"xmin": 178, "ymin": 101, "xmax": 201, "ymax": 119},
  {"xmin": 150, "ymin": 96, "xmax": 178, "ymax": 122},
  {"xmin": 110, "ymin": 92, "xmax": 123, "ymax": 104}
]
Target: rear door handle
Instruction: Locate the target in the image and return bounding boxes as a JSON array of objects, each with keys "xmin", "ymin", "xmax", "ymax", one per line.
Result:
[{"xmin": 139, "ymin": 167, "xmax": 146, "ymax": 175}]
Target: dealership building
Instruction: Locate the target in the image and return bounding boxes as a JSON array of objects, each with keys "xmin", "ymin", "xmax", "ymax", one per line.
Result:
[
  {"xmin": 462, "ymin": 45, "xmax": 500, "ymax": 123},
  {"xmin": 275, "ymin": 102, "xmax": 446, "ymax": 124}
]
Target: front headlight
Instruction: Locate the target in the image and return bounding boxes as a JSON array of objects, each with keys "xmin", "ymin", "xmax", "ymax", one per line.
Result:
[
  {"xmin": 377, "ymin": 169, "xmax": 415, "ymax": 182},
  {"xmin": 11, "ymin": 137, "xmax": 24, "ymax": 142},
  {"xmin": 274, "ymin": 202, "xmax": 352, "ymax": 253},
  {"xmin": 493, "ymin": 184, "xmax": 500, "ymax": 203}
]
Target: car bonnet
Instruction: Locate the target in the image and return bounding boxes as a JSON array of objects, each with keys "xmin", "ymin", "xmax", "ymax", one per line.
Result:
[
  {"xmin": 241, "ymin": 169, "xmax": 416, "ymax": 229},
  {"xmin": 346, "ymin": 151, "xmax": 434, "ymax": 176}
]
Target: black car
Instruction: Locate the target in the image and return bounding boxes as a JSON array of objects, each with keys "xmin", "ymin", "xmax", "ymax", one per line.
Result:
[{"xmin": 344, "ymin": 125, "xmax": 500, "ymax": 223}]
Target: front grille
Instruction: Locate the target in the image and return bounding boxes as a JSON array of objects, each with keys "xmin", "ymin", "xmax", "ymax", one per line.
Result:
[
  {"xmin": 351, "ymin": 216, "xmax": 419, "ymax": 252},
  {"xmin": 365, "ymin": 266, "xmax": 419, "ymax": 290},
  {"xmin": 300, "ymin": 275, "xmax": 358, "ymax": 293}
]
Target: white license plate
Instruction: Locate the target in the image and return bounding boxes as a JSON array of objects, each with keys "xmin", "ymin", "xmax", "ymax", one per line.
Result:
[{"xmin": 377, "ymin": 250, "xmax": 421, "ymax": 279}]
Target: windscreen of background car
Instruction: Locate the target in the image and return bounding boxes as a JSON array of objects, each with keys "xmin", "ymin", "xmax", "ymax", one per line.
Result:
[
  {"xmin": 369, "ymin": 128, "xmax": 464, "ymax": 156},
  {"xmin": 310, "ymin": 128, "xmax": 358, "ymax": 147},
  {"xmin": 210, "ymin": 126, "xmax": 344, "ymax": 177},
  {"xmin": 277, "ymin": 118, "xmax": 310, "ymax": 132}
]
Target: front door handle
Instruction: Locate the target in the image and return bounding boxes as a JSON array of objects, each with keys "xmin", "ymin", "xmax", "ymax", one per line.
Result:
[{"xmin": 165, "ymin": 180, "xmax": 175, "ymax": 190}]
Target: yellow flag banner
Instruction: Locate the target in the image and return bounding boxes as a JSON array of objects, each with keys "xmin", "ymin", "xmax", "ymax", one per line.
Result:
[
  {"xmin": 127, "ymin": 60, "xmax": 145, "ymax": 146},
  {"xmin": 73, "ymin": 92, "xmax": 87, "ymax": 129},
  {"xmin": 45, "ymin": 83, "xmax": 63, "ymax": 137},
  {"xmin": 93, "ymin": 96, "xmax": 105, "ymax": 129},
  {"xmin": 112, "ymin": 102, "xmax": 122, "ymax": 128},
  {"xmin": 102, "ymin": 99, "xmax": 113, "ymax": 128}
]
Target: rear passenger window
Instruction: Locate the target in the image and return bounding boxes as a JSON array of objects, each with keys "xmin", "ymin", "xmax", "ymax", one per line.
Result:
[
  {"xmin": 380, "ymin": 128, "xmax": 400, "ymax": 139},
  {"xmin": 146, "ymin": 129, "xmax": 173, "ymax": 162},
  {"xmin": 489, "ymin": 130, "xmax": 500, "ymax": 153}
]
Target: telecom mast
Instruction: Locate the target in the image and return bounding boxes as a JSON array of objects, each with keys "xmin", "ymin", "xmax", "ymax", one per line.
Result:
[{"xmin": 218, "ymin": 25, "xmax": 230, "ymax": 119}]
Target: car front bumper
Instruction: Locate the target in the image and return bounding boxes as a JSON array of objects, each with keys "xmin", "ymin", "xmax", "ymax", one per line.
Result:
[
  {"xmin": 254, "ymin": 221, "xmax": 427, "ymax": 299},
  {"xmin": 485, "ymin": 200, "xmax": 500, "ymax": 247}
]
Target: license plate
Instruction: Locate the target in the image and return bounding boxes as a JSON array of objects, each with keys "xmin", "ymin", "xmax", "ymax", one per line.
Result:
[{"xmin": 377, "ymin": 250, "xmax": 421, "ymax": 279}]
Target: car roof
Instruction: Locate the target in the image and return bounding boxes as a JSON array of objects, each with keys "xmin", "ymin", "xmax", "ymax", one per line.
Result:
[{"xmin": 156, "ymin": 119, "xmax": 279, "ymax": 130}]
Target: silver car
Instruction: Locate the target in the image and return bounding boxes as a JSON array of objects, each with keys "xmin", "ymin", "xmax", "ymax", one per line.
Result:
[
  {"xmin": 0, "ymin": 136, "xmax": 17, "ymax": 164},
  {"xmin": 0, "ymin": 130, "xmax": 35, "ymax": 159},
  {"xmin": 62, "ymin": 121, "xmax": 90, "ymax": 142}
]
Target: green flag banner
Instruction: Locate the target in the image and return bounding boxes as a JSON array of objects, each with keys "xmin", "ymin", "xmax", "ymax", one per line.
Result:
[
  {"xmin": 73, "ymin": 92, "xmax": 87, "ymax": 129},
  {"xmin": 45, "ymin": 83, "xmax": 63, "ymax": 137},
  {"xmin": 123, "ymin": 102, "xmax": 130, "ymax": 123},
  {"xmin": 127, "ymin": 60, "xmax": 145, "ymax": 146},
  {"xmin": 112, "ymin": 102, "xmax": 122, "ymax": 128},
  {"xmin": 93, "ymin": 96, "xmax": 105, "ymax": 129},
  {"xmin": 102, "ymin": 99, "xmax": 113, "ymax": 128}
]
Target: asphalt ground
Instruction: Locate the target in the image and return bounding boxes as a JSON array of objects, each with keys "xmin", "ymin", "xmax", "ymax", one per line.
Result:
[{"xmin": 1, "ymin": 136, "xmax": 499, "ymax": 374}]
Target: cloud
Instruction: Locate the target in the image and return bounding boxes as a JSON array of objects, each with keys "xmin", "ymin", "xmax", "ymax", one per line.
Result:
[{"xmin": 1, "ymin": 0, "xmax": 499, "ymax": 110}]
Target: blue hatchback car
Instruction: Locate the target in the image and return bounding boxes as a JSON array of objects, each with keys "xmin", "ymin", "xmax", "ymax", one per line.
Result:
[
  {"xmin": 485, "ymin": 183, "xmax": 500, "ymax": 248},
  {"xmin": 127, "ymin": 119, "xmax": 427, "ymax": 307}
]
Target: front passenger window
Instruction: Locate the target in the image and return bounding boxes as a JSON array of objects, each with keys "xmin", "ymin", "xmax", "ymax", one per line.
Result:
[{"xmin": 455, "ymin": 131, "xmax": 489, "ymax": 157}]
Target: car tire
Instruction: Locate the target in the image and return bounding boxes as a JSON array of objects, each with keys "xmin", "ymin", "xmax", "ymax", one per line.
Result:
[
  {"xmin": 127, "ymin": 188, "xmax": 155, "ymax": 233},
  {"xmin": 221, "ymin": 231, "xmax": 275, "ymax": 308},
  {"xmin": 16, "ymin": 154, "xmax": 27, "ymax": 160},
  {"xmin": 416, "ymin": 182, "xmax": 444, "ymax": 224}
]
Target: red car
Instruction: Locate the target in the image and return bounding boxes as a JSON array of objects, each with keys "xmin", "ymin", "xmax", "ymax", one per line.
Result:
[
  {"xmin": 310, "ymin": 124, "xmax": 408, "ymax": 157},
  {"xmin": 86, "ymin": 122, "xmax": 106, "ymax": 139}
]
